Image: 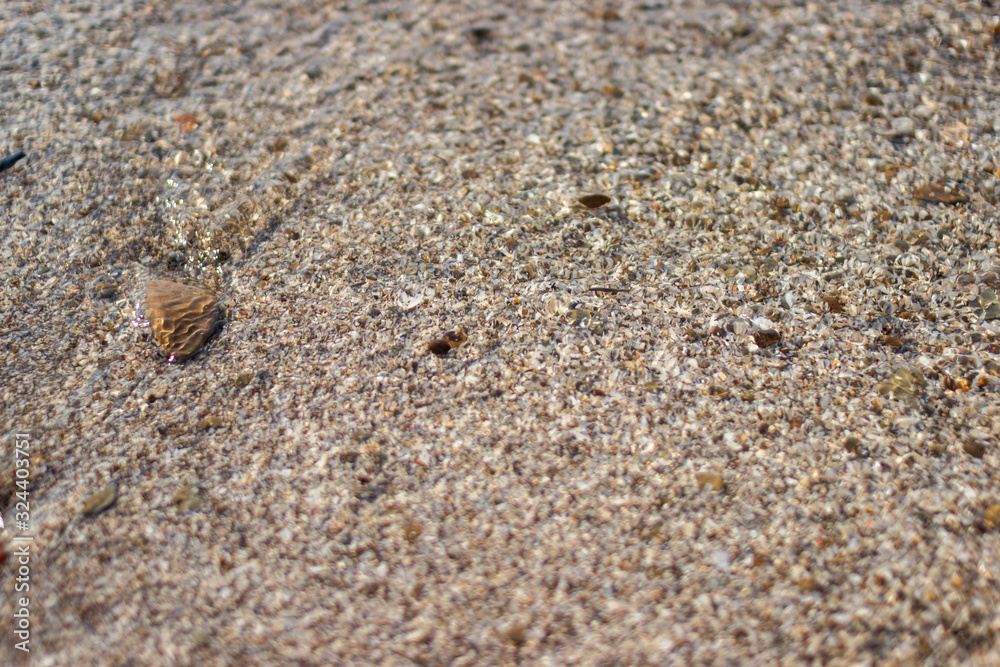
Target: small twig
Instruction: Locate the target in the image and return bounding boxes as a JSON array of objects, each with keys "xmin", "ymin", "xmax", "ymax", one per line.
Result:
[{"xmin": 587, "ymin": 287, "xmax": 628, "ymax": 294}]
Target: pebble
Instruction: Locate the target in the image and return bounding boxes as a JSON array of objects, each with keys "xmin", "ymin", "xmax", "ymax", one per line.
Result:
[
  {"xmin": 197, "ymin": 415, "xmax": 224, "ymax": 430},
  {"xmin": 882, "ymin": 334, "xmax": 904, "ymax": 350},
  {"xmin": 93, "ymin": 281, "xmax": 118, "ymax": 299},
  {"xmin": 172, "ymin": 485, "xmax": 205, "ymax": 512},
  {"xmin": 913, "ymin": 181, "xmax": 969, "ymax": 205},
  {"xmin": 962, "ymin": 440, "xmax": 986, "ymax": 459},
  {"xmin": 82, "ymin": 484, "xmax": 118, "ymax": 516},
  {"xmin": 822, "ymin": 295, "xmax": 845, "ymax": 313},
  {"xmin": 753, "ymin": 329, "xmax": 781, "ymax": 348},
  {"xmin": 496, "ymin": 621, "xmax": 528, "ymax": 645},
  {"xmin": 144, "ymin": 280, "xmax": 221, "ymax": 362},
  {"xmin": 695, "ymin": 472, "xmax": 725, "ymax": 491},
  {"xmin": 427, "ymin": 339, "xmax": 452, "ymax": 356},
  {"xmin": 876, "ymin": 366, "xmax": 926, "ymax": 400},
  {"xmin": 843, "ymin": 436, "xmax": 870, "ymax": 458},
  {"xmin": 578, "ymin": 193, "xmax": 612, "ymax": 209},
  {"xmin": 984, "ymin": 505, "xmax": 1000, "ymax": 530},
  {"xmin": 887, "ymin": 117, "xmax": 916, "ymax": 139},
  {"xmin": 442, "ymin": 326, "xmax": 468, "ymax": 349}
]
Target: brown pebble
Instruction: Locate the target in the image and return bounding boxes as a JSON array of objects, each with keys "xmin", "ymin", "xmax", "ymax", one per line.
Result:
[
  {"xmin": 883, "ymin": 164, "xmax": 906, "ymax": 182},
  {"xmin": 963, "ymin": 440, "xmax": 986, "ymax": 458},
  {"xmin": 983, "ymin": 505, "xmax": 1000, "ymax": 530},
  {"xmin": 695, "ymin": 472, "xmax": 725, "ymax": 491},
  {"xmin": 82, "ymin": 483, "xmax": 118, "ymax": 516},
  {"xmin": 197, "ymin": 415, "xmax": 224, "ymax": 430},
  {"xmin": 874, "ymin": 206, "xmax": 894, "ymax": 222},
  {"xmin": 94, "ymin": 282, "xmax": 118, "ymax": 299},
  {"xmin": 173, "ymin": 112, "xmax": 198, "ymax": 132},
  {"xmin": 878, "ymin": 366, "xmax": 927, "ymax": 399},
  {"xmin": 122, "ymin": 120, "xmax": 155, "ymax": 142},
  {"xmin": 428, "ymin": 339, "xmax": 451, "ymax": 356},
  {"xmin": 914, "ymin": 181, "xmax": 969, "ymax": 205},
  {"xmin": 145, "ymin": 280, "xmax": 220, "ymax": 362},
  {"xmin": 172, "ymin": 485, "xmax": 205, "ymax": 512},
  {"xmin": 403, "ymin": 520, "xmax": 424, "ymax": 543},
  {"xmin": 497, "ymin": 621, "xmax": 528, "ymax": 645},
  {"xmin": 798, "ymin": 577, "xmax": 821, "ymax": 592},
  {"xmin": 863, "ymin": 92, "xmax": 883, "ymax": 106},
  {"xmin": 822, "ymin": 295, "xmax": 844, "ymax": 313},
  {"xmin": 753, "ymin": 329, "xmax": 781, "ymax": 348},
  {"xmin": 708, "ymin": 384, "xmax": 729, "ymax": 399},
  {"xmin": 843, "ymin": 436, "xmax": 868, "ymax": 457},
  {"xmin": 602, "ymin": 84, "xmax": 624, "ymax": 98},
  {"xmin": 443, "ymin": 326, "xmax": 468, "ymax": 348},
  {"xmin": 578, "ymin": 193, "xmax": 612, "ymax": 209},
  {"xmin": 883, "ymin": 334, "xmax": 904, "ymax": 349},
  {"xmin": 467, "ymin": 26, "xmax": 494, "ymax": 44}
]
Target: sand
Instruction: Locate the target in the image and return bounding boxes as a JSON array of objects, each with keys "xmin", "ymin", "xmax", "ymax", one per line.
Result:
[{"xmin": 2, "ymin": 1, "xmax": 999, "ymax": 664}]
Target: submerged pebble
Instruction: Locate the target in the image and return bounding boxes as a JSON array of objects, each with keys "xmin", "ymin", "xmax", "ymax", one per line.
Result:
[
  {"xmin": 143, "ymin": 280, "xmax": 220, "ymax": 362},
  {"xmin": 82, "ymin": 483, "xmax": 118, "ymax": 516}
]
